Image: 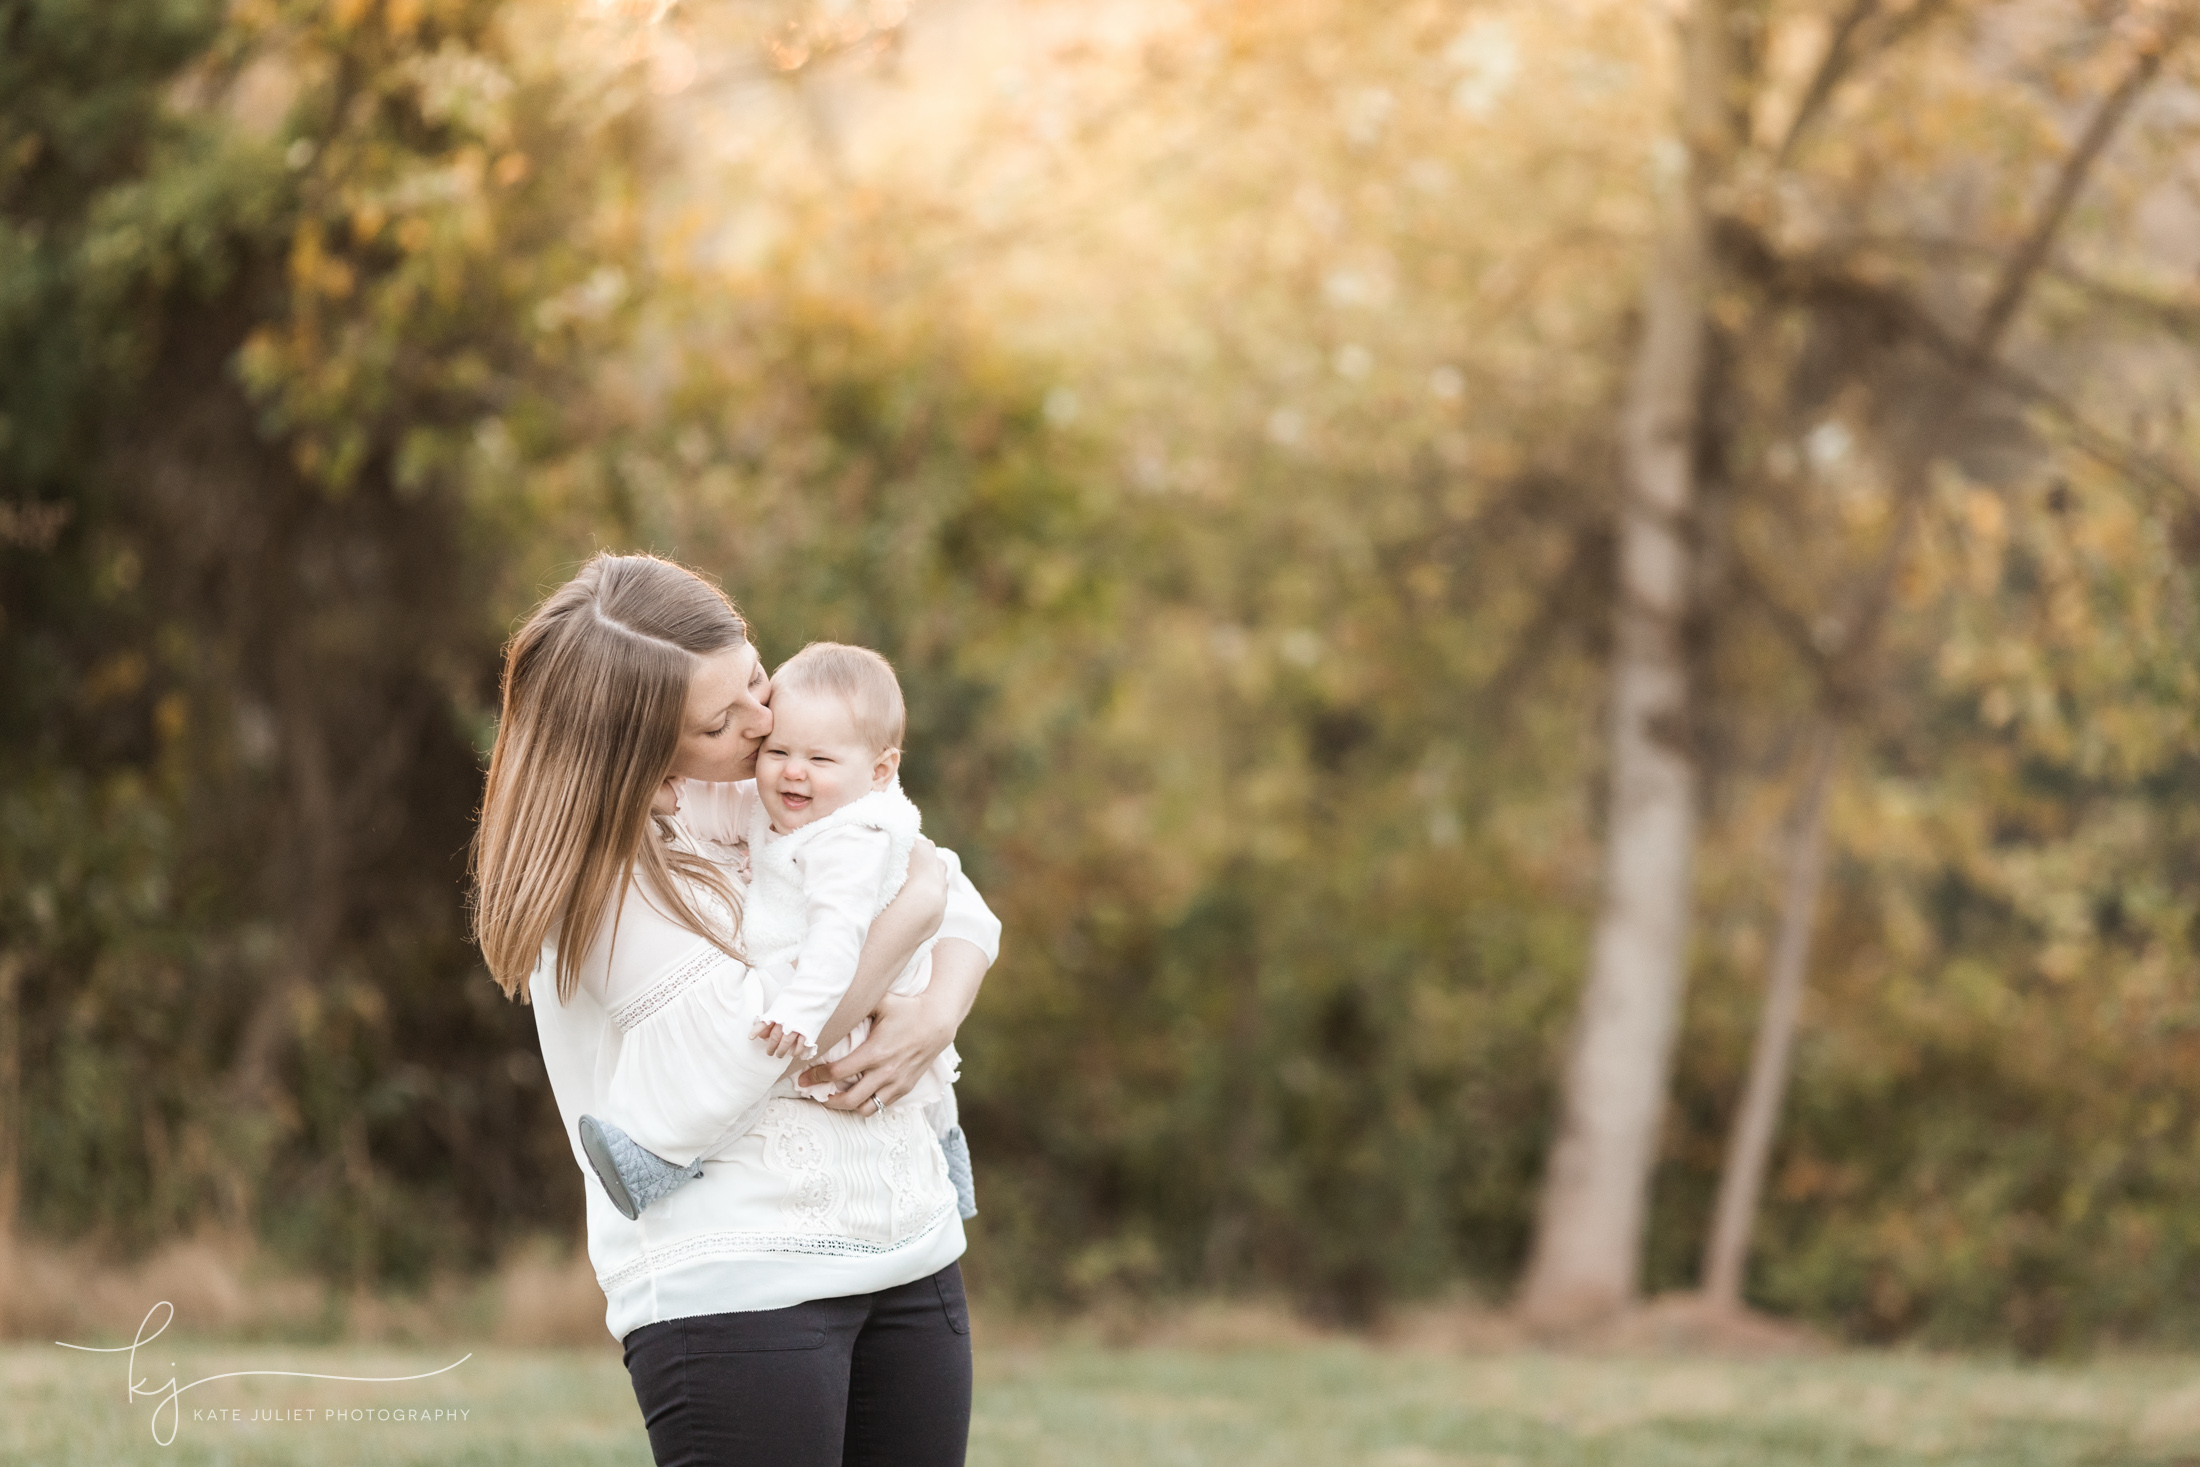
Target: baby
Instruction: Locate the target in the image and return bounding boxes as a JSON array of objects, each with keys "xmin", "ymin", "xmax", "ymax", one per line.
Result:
[{"xmin": 578, "ymin": 643, "xmax": 973, "ymax": 1222}]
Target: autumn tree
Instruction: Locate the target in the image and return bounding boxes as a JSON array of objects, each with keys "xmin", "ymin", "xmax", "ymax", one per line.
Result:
[
  {"xmin": 1517, "ymin": 0, "xmax": 1738, "ymax": 1331},
  {"xmin": 0, "ymin": 0, "xmax": 647, "ymax": 1281}
]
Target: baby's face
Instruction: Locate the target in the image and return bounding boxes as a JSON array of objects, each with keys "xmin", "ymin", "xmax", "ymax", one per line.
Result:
[{"xmin": 755, "ymin": 688, "xmax": 894, "ymax": 832}]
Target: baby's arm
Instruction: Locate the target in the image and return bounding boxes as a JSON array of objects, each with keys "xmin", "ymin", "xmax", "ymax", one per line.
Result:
[
  {"xmin": 754, "ymin": 824, "xmax": 897, "ymax": 1058},
  {"xmin": 799, "ymin": 843, "xmax": 948, "ymax": 1058},
  {"xmin": 794, "ymin": 850, "xmax": 995, "ymax": 1111}
]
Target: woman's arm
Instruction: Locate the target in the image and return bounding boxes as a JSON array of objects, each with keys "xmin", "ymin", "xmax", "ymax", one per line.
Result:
[
  {"xmin": 801, "ymin": 937, "xmax": 988, "ymax": 1111},
  {"xmin": 598, "ymin": 953, "xmax": 788, "ymax": 1163}
]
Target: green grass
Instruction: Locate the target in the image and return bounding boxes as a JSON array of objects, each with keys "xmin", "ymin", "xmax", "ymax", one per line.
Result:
[{"xmin": 9, "ymin": 1337, "xmax": 2200, "ymax": 1465}]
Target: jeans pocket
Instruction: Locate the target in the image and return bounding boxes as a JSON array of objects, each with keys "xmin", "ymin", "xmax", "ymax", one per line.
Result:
[
  {"xmin": 934, "ymin": 1265, "xmax": 971, "ymax": 1335},
  {"xmin": 681, "ymin": 1309, "xmax": 828, "ymax": 1355}
]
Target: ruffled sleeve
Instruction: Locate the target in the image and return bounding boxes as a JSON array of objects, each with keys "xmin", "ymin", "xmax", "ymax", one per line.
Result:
[{"xmin": 603, "ymin": 938, "xmax": 790, "ymax": 1162}]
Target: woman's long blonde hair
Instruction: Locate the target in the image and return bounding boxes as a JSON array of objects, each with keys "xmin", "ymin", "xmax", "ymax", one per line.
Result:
[{"xmin": 470, "ymin": 553, "xmax": 748, "ymax": 1004}]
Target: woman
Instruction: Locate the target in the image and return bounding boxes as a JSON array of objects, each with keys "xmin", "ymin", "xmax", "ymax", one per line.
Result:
[{"xmin": 471, "ymin": 553, "xmax": 998, "ymax": 1466}]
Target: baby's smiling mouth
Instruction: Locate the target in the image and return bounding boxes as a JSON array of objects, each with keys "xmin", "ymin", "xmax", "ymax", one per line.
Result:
[{"xmin": 779, "ymin": 791, "xmax": 811, "ymax": 808}]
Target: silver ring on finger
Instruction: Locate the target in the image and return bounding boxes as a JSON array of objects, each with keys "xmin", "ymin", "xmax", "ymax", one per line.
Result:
[{"xmin": 871, "ymin": 1094, "xmax": 885, "ymax": 1116}]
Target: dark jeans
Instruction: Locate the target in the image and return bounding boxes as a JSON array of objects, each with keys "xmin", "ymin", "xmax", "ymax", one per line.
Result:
[{"xmin": 622, "ymin": 1262, "xmax": 973, "ymax": 1467}]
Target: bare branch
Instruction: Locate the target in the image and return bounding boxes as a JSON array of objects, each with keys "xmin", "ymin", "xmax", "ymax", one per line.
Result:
[
  {"xmin": 1833, "ymin": 9, "xmax": 2183, "ymax": 694},
  {"xmin": 1805, "ymin": 230, "xmax": 2200, "ymax": 341},
  {"xmin": 1777, "ymin": 0, "xmax": 1883, "ymax": 164},
  {"xmin": 1718, "ymin": 217, "xmax": 2200, "ymax": 505},
  {"xmin": 2036, "ymin": 266, "xmax": 2200, "ymax": 341},
  {"xmin": 1967, "ymin": 18, "xmax": 2189, "ymax": 363},
  {"xmin": 1777, "ymin": 0, "xmax": 1959, "ymax": 165},
  {"xmin": 1985, "ymin": 358, "xmax": 2200, "ymax": 504}
]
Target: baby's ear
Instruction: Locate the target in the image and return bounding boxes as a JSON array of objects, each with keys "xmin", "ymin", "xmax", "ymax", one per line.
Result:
[{"xmin": 874, "ymin": 747, "xmax": 901, "ymax": 789}]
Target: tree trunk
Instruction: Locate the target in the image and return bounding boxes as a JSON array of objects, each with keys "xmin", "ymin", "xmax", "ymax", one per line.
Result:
[
  {"xmin": 1685, "ymin": 23, "xmax": 2181, "ymax": 1320},
  {"xmin": 1702, "ymin": 726, "xmax": 1836, "ymax": 1310},
  {"xmin": 1517, "ymin": 0, "xmax": 1729, "ymax": 1332},
  {"xmin": 0, "ymin": 951, "xmax": 22, "ymax": 1329}
]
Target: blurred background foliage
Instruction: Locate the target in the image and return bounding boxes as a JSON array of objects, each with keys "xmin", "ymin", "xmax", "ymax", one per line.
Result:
[{"xmin": 5, "ymin": 0, "xmax": 2200, "ymax": 1352}]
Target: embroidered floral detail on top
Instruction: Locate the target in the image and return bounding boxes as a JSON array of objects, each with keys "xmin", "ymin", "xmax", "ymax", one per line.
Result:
[
  {"xmin": 594, "ymin": 1197, "xmax": 957, "ymax": 1293},
  {"xmin": 608, "ymin": 942, "xmax": 734, "ymax": 1034},
  {"xmin": 763, "ymin": 1102, "xmax": 841, "ymax": 1228},
  {"xmin": 881, "ymin": 1108, "xmax": 920, "ymax": 1240}
]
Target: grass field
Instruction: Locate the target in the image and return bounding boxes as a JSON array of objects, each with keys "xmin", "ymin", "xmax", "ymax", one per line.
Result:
[{"xmin": 9, "ymin": 1334, "xmax": 2200, "ymax": 1466}]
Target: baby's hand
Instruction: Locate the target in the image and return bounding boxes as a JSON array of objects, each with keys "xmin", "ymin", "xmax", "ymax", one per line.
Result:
[{"xmin": 752, "ymin": 1020, "xmax": 807, "ymax": 1060}]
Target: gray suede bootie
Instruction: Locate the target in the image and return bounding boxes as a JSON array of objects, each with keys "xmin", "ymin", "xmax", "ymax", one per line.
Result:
[
  {"xmin": 578, "ymin": 1115, "xmax": 703, "ymax": 1221},
  {"xmin": 940, "ymin": 1126, "xmax": 977, "ymax": 1219}
]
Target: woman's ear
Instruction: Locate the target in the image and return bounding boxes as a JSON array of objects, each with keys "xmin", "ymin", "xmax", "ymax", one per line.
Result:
[{"xmin": 874, "ymin": 747, "xmax": 902, "ymax": 789}]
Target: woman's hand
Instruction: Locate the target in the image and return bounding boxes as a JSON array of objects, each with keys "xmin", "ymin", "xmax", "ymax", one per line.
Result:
[
  {"xmin": 803, "ymin": 935, "xmax": 990, "ymax": 1113},
  {"xmin": 802, "ymin": 992, "xmax": 952, "ymax": 1112}
]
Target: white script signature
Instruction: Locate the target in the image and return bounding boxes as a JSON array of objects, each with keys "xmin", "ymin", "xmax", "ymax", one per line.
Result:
[{"xmin": 56, "ymin": 1301, "xmax": 471, "ymax": 1446}]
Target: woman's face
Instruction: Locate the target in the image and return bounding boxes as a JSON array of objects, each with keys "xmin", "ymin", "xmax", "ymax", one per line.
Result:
[{"xmin": 671, "ymin": 643, "xmax": 774, "ymax": 783}]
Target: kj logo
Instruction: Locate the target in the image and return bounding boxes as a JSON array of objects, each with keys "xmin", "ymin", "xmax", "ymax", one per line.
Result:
[{"xmin": 57, "ymin": 1302, "xmax": 472, "ymax": 1446}]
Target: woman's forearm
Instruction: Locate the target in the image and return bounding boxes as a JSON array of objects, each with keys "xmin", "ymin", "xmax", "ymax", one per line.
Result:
[{"xmin": 795, "ymin": 936, "xmax": 991, "ymax": 1107}]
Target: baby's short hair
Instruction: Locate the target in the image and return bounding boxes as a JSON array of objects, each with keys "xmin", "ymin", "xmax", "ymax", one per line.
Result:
[{"xmin": 772, "ymin": 642, "xmax": 906, "ymax": 753}]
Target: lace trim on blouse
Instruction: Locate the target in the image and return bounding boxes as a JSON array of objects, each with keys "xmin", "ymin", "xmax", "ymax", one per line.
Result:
[
  {"xmin": 607, "ymin": 941, "xmax": 733, "ymax": 1034},
  {"xmin": 596, "ymin": 1197, "xmax": 956, "ymax": 1292}
]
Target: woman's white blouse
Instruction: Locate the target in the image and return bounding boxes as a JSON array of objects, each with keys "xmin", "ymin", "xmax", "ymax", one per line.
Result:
[{"xmin": 529, "ymin": 780, "xmax": 1001, "ymax": 1341}]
